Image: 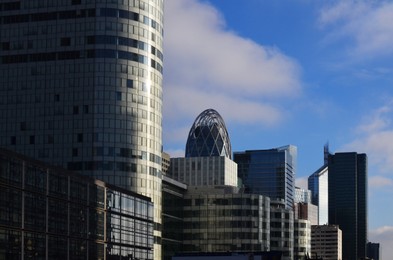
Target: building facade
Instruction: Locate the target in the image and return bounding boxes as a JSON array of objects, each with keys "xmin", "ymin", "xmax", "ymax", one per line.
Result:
[
  {"xmin": 367, "ymin": 242, "xmax": 380, "ymax": 260},
  {"xmin": 234, "ymin": 146, "xmax": 297, "ymax": 209},
  {"xmin": 0, "ymin": 1, "xmax": 164, "ymax": 258},
  {"xmin": 169, "ymin": 156, "xmax": 238, "ymax": 187},
  {"xmin": 0, "ymin": 148, "xmax": 154, "ymax": 260},
  {"xmin": 182, "ymin": 191, "xmax": 271, "ymax": 253},
  {"xmin": 328, "ymin": 152, "xmax": 367, "ymax": 260},
  {"xmin": 293, "ymin": 219, "xmax": 311, "ymax": 260},
  {"xmin": 308, "ymin": 165, "xmax": 328, "ymax": 225},
  {"xmin": 270, "ymin": 200, "xmax": 294, "ymax": 260},
  {"xmin": 311, "ymin": 225, "xmax": 342, "ymax": 260},
  {"xmin": 295, "ymin": 187, "xmax": 311, "ymax": 204},
  {"xmin": 185, "ymin": 109, "xmax": 232, "ymax": 159}
]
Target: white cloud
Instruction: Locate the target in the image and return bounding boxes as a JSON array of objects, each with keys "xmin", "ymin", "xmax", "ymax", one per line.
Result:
[
  {"xmin": 369, "ymin": 176, "xmax": 393, "ymax": 189},
  {"xmin": 341, "ymin": 100, "xmax": 393, "ymax": 174},
  {"xmin": 318, "ymin": 1, "xmax": 393, "ymax": 59},
  {"xmin": 369, "ymin": 226, "xmax": 393, "ymax": 259},
  {"xmin": 163, "ymin": 0, "xmax": 302, "ymax": 148}
]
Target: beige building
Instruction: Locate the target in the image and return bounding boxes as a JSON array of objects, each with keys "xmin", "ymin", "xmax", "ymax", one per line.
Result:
[{"xmin": 311, "ymin": 225, "xmax": 342, "ymax": 260}]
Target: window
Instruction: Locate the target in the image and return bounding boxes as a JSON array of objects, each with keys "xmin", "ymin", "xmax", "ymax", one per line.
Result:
[
  {"xmin": 72, "ymin": 148, "xmax": 78, "ymax": 157},
  {"xmin": 73, "ymin": 106, "xmax": 79, "ymax": 114},
  {"xmin": 10, "ymin": 136, "xmax": 16, "ymax": 145},
  {"xmin": 54, "ymin": 94, "xmax": 60, "ymax": 102},
  {"xmin": 29, "ymin": 136, "xmax": 35, "ymax": 144},
  {"xmin": 60, "ymin": 37, "xmax": 71, "ymax": 46},
  {"xmin": 77, "ymin": 133, "xmax": 83, "ymax": 143}
]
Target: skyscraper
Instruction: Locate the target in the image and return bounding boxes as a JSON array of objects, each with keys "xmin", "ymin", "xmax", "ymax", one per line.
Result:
[
  {"xmin": 328, "ymin": 152, "xmax": 367, "ymax": 260},
  {"xmin": 0, "ymin": 1, "xmax": 163, "ymax": 258},
  {"xmin": 308, "ymin": 165, "xmax": 328, "ymax": 225},
  {"xmin": 234, "ymin": 145, "xmax": 297, "ymax": 209}
]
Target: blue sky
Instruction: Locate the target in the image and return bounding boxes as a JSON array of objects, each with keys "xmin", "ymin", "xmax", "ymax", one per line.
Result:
[{"xmin": 163, "ymin": 0, "xmax": 393, "ymax": 257}]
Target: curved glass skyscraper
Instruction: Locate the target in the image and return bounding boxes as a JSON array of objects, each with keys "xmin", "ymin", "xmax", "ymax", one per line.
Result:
[
  {"xmin": 185, "ymin": 109, "xmax": 232, "ymax": 159},
  {"xmin": 0, "ymin": 1, "xmax": 163, "ymax": 258}
]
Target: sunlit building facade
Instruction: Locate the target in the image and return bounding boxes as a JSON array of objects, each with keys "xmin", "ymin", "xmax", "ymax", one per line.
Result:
[
  {"xmin": 308, "ymin": 165, "xmax": 328, "ymax": 225},
  {"xmin": 0, "ymin": 1, "xmax": 164, "ymax": 258},
  {"xmin": 311, "ymin": 225, "xmax": 342, "ymax": 260}
]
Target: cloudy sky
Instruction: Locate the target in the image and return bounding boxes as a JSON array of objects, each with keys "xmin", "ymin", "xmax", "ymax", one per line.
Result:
[{"xmin": 163, "ymin": 0, "xmax": 393, "ymax": 257}]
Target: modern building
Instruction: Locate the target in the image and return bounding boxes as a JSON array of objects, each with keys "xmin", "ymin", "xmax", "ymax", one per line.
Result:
[
  {"xmin": 0, "ymin": 148, "xmax": 154, "ymax": 260},
  {"xmin": 0, "ymin": 1, "xmax": 164, "ymax": 258},
  {"xmin": 185, "ymin": 109, "xmax": 232, "ymax": 159},
  {"xmin": 162, "ymin": 175, "xmax": 187, "ymax": 260},
  {"xmin": 328, "ymin": 152, "xmax": 368, "ymax": 260},
  {"xmin": 308, "ymin": 165, "xmax": 328, "ymax": 225},
  {"xmin": 367, "ymin": 242, "xmax": 381, "ymax": 260},
  {"xmin": 172, "ymin": 252, "xmax": 283, "ymax": 260},
  {"xmin": 234, "ymin": 146, "xmax": 297, "ymax": 209},
  {"xmin": 162, "ymin": 152, "xmax": 171, "ymax": 175},
  {"xmin": 293, "ymin": 219, "xmax": 311, "ymax": 260},
  {"xmin": 270, "ymin": 200, "xmax": 294, "ymax": 260},
  {"xmin": 311, "ymin": 225, "xmax": 342, "ymax": 260},
  {"xmin": 294, "ymin": 187, "xmax": 311, "ymax": 204},
  {"xmin": 170, "ymin": 156, "xmax": 238, "ymax": 187},
  {"xmin": 294, "ymin": 203, "xmax": 318, "ymax": 226},
  {"xmin": 182, "ymin": 189, "xmax": 271, "ymax": 253}
]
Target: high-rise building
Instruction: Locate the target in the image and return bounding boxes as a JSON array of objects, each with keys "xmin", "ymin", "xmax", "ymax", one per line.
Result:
[
  {"xmin": 311, "ymin": 225, "xmax": 342, "ymax": 260},
  {"xmin": 308, "ymin": 165, "xmax": 328, "ymax": 225},
  {"xmin": 234, "ymin": 146, "xmax": 297, "ymax": 209},
  {"xmin": 328, "ymin": 152, "xmax": 368, "ymax": 260},
  {"xmin": 185, "ymin": 109, "xmax": 232, "ymax": 159},
  {"xmin": 367, "ymin": 242, "xmax": 381, "ymax": 260},
  {"xmin": 295, "ymin": 186, "xmax": 311, "ymax": 204},
  {"xmin": 0, "ymin": 1, "xmax": 163, "ymax": 258}
]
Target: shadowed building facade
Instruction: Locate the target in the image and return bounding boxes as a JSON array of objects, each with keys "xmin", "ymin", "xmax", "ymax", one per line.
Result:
[
  {"xmin": 328, "ymin": 152, "xmax": 367, "ymax": 260},
  {"xmin": 0, "ymin": 1, "xmax": 163, "ymax": 258}
]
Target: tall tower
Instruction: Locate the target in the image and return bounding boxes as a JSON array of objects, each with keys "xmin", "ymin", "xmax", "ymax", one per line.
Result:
[
  {"xmin": 234, "ymin": 145, "xmax": 297, "ymax": 209},
  {"xmin": 0, "ymin": 1, "xmax": 164, "ymax": 258},
  {"xmin": 308, "ymin": 165, "xmax": 328, "ymax": 225},
  {"xmin": 328, "ymin": 152, "xmax": 368, "ymax": 260}
]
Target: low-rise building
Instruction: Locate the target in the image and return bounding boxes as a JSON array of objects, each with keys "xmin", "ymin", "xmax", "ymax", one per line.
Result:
[{"xmin": 311, "ymin": 225, "xmax": 342, "ymax": 260}]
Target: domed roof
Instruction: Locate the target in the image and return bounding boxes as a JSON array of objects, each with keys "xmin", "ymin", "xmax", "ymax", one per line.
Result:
[{"xmin": 185, "ymin": 109, "xmax": 232, "ymax": 159}]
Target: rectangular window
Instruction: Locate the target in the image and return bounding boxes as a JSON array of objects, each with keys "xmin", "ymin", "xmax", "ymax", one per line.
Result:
[
  {"xmin": 73, "ymin": 106, "xmax": 79, "ymax": 114},
  {"xmin": 10, "ymin": 136, "xmax": 16, "ymax": 145},
  {"xmin": 29, "ymin": 136, "xmax": 35, "ymax": 144},
  {"xmin": 60, "ymin": 37, "xmax": 71, "ymax": 46},
  {"xmin": 77, "ymin": 133, "xmax": 83, "ymax": 143}
]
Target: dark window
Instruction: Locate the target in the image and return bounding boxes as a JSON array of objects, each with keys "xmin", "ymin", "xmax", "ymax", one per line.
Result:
[
  {"xmin": 71, "ymin": 0, "xmax": 81, "ymax": 5},
  {"xmin": 72, "ymin": 148, "xmax": 78, "ymax": 157},
  {"xmin": 20, "ymin": 122, "xmax": 26, "ymax": 131},
  {"xmin": 29, "ymin": 136, "xmax": 35, "ymax": 144},
  {"xmin": 54, "ymin": 94, "xmax": 60, "ymax": 102},
  {"xmin": 73, "ymin": 106, "xmax": 79, "ymax": 114},
  {"xmin": 60, "ymin": 37, "xmax": 71, "ymax": 46},
  {"xmin": 47, "ymin": 135, "xmax": 54, "ymax": 144},
  {"xmin": 10, "ymin": 136, "xmax": 16, "ymax": 145},
  {"xmin": 77, "ymin": 133, "xmax": 83, "ymax": 143},
  {"xmin": 1, "ymin": 42, "xmax": 10, "ymax": 50},
  {"xmin": 126, "ymin": 79, "xmax": 133, "ymax": 88},
  {"xmin": 83, "ymin": 105, "xmax": 89, "ymax": 114}
]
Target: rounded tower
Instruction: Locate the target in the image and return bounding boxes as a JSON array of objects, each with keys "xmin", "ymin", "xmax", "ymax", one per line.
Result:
[{"xmin": 185, "ymin": 109, "xmax": 232, "ymax": 159}]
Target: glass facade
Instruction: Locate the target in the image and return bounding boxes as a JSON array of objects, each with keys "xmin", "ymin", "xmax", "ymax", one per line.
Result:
[
  {"xmin": 328, "ymin": 152, "xmax": 367, "ymax": 260},
  {"xmin": 0, "ymin": 148, "xmax": 153, "ymax": 260},
  {"xmin": 185, "ymin": 109, "xmax": 232, "ymax": 159},
  {"xmin": 234, "ymin": 146, "xmax": 297, "ymax": 209},
  {"xmin": 182, "ymin": 193, "xmax": 271, "ymax": 253},
  {"xmin": 0, "ymin": 1, "xmax": 164, "ymax": 258},
  {"xmin": 308, "ymin": 165, "xmax": 328, "ymax": 225}
]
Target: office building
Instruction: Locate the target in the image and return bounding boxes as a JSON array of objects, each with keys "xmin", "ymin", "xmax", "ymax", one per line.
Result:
[
  {"xmin": 367, "ymin": 242, "xmax": 380, "ymax": 260},
  {"xmin": 170, "ymin": 156, "xmax": 238, "ymax": 187},
  {"xmin": 294, "ymin": 203, "xmax": 318, "ymax": 226},
  {"xmin": 328, "ymin": 152, "xmax": 367, "ymax": 260},
  {"xmin": 0, "ymin": 148, "xmax": 154, "ymax": 260},
  {"xmin": 308, "ymin": 165, "xmax": 328, "ymax": 225},
  {"xmin": 295, "ymin": 187, "xmax": 311, "ymax": 204},
  {"xmin": 234, "ymin": 146, "xmax": 297, "ymax": 209},
  {"xmin": 270, "ymin": 200, "xmax": 294, "ymax": 260},
  {"xmin": 311, "ymin": 225, "xmax": 342, "ymax": 260},
  {"xmin": 293, "ymin": 219, "xmax": 311, "ymax": 260},
  {"xmin": 182, "ymin": 189, "xmax": 271, "ymax": 253},
  {"xmin": 0, "ymin": 1, "xmax": 164, "ymax": 258},
  {"xmin": 162, "ymin": 175, "xmax": 187, "ymax": 260},
  {"xmin": 185, "ymin": 109, "xmax": 232, "ymax": 159}
]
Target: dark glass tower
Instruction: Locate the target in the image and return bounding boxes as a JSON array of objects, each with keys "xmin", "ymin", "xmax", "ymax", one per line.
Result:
[
  {"xmin": 328, "ymin": 152, "xmax": 367, "ymax": 260},
  {"xmin": 234, "ymin": 146, "xmax": 297, "ymax": 209},
  {"xmin": 0, "ymin": 1, "xmax": 164, "ymax": 258}
]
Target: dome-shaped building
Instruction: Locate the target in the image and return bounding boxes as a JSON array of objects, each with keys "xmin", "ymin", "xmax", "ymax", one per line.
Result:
[{"xmin": 185, "ymin": 109, "xmax": 232, "ymax": 159}]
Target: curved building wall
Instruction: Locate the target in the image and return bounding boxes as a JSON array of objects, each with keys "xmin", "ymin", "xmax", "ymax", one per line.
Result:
[
  {"xmin": 185, "ymin": 109, "xmax": 232, "ymax": 159},
  {"xmin": 0, "ymin": 1, "xmax": 163, "ymax": 259}
]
